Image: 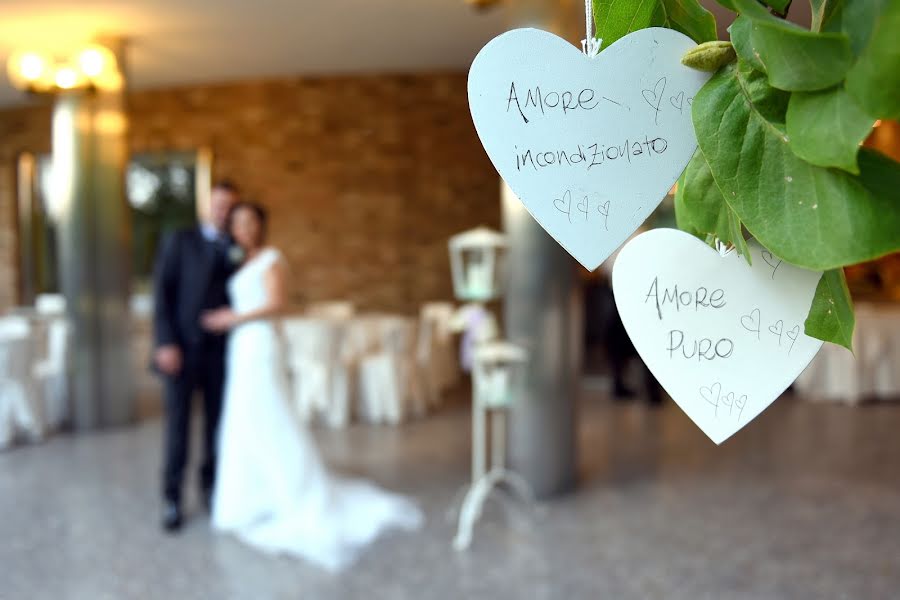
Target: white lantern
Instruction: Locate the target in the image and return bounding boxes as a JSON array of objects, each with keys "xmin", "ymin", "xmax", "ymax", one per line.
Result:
[
  {"xmin": 448, "ymin": 226, "xmax": 508, "ymax": 302},
  {"xmin": 472, "ymin": 341, "xmax": 527, "ymax": 409}
]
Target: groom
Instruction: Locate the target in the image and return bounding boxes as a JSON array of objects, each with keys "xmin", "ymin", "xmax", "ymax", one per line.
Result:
[{"xmin": 153, "ymin": 180, "xmax": 240, "ymax": 532}]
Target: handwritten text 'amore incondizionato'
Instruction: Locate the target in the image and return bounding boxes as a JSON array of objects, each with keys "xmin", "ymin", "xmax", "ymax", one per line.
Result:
[{"xmin": 505, "ymin": 82, "xmax": 669, "ymax": 173}]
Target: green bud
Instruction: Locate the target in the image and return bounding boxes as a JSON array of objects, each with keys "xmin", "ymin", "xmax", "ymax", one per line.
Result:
[{"xmin": 681, "ymin": 41, "xmax": 737, "ymax": 72}]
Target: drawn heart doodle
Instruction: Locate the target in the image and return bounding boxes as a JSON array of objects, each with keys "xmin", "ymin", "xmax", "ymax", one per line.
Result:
[
  {"xmin": 642, "ymin": 76, "xmax": 667, "ymax": 120},
  {"xmin": 741, "ymin": 308, "xmax": 761, "ymax": 339},
  {"xmin": 761, "ymin": 250, "xmax": 783, "ymax": 279},
  {"xmin": 699, "ymin": 382, "xmax": 722, "ymax": 406},
  {"xmin": 768, "ymin": 319, "xmax": 784, "ymax": 335}
]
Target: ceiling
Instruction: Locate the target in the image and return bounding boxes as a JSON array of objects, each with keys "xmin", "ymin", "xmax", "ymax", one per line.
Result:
[
  {"xmin": 0, "ymin": 1, "xmax": 810, "ymax": 108},
  {"xmin": 0, "ymin": 0, "xmax": 512, "ymax": 107}
]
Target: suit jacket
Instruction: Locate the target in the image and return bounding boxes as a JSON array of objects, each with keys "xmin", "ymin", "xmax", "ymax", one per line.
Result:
[{"xmin": 153, "ymin": 227, "xmax": 239, "ymax": 353}]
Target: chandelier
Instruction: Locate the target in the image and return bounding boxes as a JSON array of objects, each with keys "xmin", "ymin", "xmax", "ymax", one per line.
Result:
[{"xmin": 7, "ymin": 43, "xmax": 122, "ymax": 94}]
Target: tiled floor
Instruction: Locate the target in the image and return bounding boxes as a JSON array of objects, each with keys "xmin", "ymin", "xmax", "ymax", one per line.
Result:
[{"xmin": 2, "ymin": 390, "xmax": 899, "ymax": 600}]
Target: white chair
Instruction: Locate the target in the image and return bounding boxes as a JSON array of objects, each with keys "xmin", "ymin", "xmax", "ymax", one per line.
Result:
[
  {"xmin": 306, "ymin": 301, "xmax": 355, "ymax": 320},
  {"xmin": 0, "ymin": 316, "xmax": 31, "ymax": 338},
  {"xmin": 33, "ymin": 318, "xmax": 70, "ymax": 431},
  {"xmin": 359, "ymin": 318, "xmax": 425, "ymax": 425},
  {"xmin": 0, "ymin": 317, "xmax": 41, "ymax": 448},
  {"xmin": 418, "ymin": 302, "xmax": 459, "ymax": 408},
  {"xmin": 35, "ymin": 294, "xmax": 66, "ymax": 316},
  {"xmin": 281, "ymin": 318, "xmax": 351, "ymax": 428}
]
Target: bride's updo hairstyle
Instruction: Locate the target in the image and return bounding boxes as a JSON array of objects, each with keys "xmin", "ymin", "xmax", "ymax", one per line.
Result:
[{"xmin": 227, "ymin": 201, "xmax": 269, "ymax": 248}]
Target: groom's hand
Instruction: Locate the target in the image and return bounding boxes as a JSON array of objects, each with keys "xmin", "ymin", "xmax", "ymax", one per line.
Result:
[
  {"xmin": 201, "ymin": 308, "xmax": 237, "ymax": 333},
  {"xmin": 155, "ymin": 344, "xmax": 183, "ymax": 376}
]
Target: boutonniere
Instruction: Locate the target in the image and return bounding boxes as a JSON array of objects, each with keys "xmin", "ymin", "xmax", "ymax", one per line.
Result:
[{"xmin": 228, "ymin": 245, "xmax": 245, "ymax": 265}]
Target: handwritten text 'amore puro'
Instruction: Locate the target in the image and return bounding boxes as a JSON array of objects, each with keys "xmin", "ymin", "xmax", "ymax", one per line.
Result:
[{"xmin": 644, "ymin": 276, "xmax": 734, "ymax": 362}]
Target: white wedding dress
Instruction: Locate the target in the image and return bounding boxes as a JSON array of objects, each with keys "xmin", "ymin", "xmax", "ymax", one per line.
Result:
[{"xmin": 212, "ymin": 247, "xmax": 423, "ymax": 571}]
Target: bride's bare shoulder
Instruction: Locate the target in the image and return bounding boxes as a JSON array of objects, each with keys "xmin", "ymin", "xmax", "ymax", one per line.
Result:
[{"xmin": 261, "ymin": 247, "xmax": 288, "ymax": 270}]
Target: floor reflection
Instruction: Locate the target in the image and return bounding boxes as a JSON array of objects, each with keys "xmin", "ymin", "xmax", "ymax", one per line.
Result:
[{"xmin": 1, "ymin": 389, "xmax": 899, "ymax": 599}]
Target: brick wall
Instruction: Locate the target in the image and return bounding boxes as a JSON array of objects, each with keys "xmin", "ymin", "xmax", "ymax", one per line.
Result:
[
  {"xmin": 0, "ymin": 72, "xmax": 500, "ymax": 313},
  {"xmin": 0, "ymin": 101, "xmax": 51, "ymax": 309}
]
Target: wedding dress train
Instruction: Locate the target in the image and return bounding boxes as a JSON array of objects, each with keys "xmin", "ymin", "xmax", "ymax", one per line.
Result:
[{"xmin": 212, "ymin": 248, "xmax": 423, "ymax": 571}]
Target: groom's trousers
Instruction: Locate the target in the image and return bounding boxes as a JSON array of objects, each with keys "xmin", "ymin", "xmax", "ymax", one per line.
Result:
[{"xmin": 162, "ymin": 339, "xmax": 226, "ymax": 504}]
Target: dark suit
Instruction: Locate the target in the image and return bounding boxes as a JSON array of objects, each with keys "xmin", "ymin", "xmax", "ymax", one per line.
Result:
[{"xmin": 153, "ymin": 227, "xmax": 237, "ymax": 504}]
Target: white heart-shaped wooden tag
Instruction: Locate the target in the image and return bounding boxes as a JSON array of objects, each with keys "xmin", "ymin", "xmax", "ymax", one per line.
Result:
[
  {"xmin": 612, "ymin": 229, "xmax": 824, "ymax": 444},
  {"xmin": 468, "ymin": 27, "xmax": 710, "ymax": 270}
]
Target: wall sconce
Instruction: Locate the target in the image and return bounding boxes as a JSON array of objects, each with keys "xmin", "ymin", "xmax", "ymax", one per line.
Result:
[{"xmin": 7, "ymin": 43, "xmax": 122, "ymax": 94}]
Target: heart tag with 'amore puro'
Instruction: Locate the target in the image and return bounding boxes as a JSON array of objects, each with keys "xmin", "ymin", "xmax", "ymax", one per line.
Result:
[
  {"xmin": 468, "ymin": 27, "xmax": 711, "ymax": 270},
  {"xmin": 612, "ymin": 229, "xmax": 824, "ymax": 444}
]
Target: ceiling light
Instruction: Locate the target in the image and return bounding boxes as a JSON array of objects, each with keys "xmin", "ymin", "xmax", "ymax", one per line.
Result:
[
  {"xmin": 19, "ymin": 53, "xmax": 45, "ymax": 81},
  {"xmin": 54, "ymin": 66, "xmax": 82, "ymax": 90},
  {"xmin": 6, "ymin": 43, "xmax": 121, "ymax": 94},
  {"xmin": 7, "ymin": 50, "xmax": 54, "ymax": 91},
  {"xmin": 78, "ymin": 45, "xmax": 116, "ymax": 79}
]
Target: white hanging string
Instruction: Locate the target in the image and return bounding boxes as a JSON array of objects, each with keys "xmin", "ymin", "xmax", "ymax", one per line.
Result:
[
  {"xmin": 581, "ymin": 0, "xmax": 602, "ymax": 58},
  {"xmin": 715, "ymin": 239, "xmax": 735, "ymax": 258},
  {"xmin": 585, "ymin": 0, "xmax": 592, "ymax": 44}
]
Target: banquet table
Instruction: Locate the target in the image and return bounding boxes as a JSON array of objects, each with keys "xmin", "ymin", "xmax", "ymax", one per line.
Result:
[
  {"xmin": 281, "ymin": 313, "xmax": 414, "ymax": 362},
  {"xmin": 795, "ymin": 301, "xmax": 900, "ymax": 404},
  {"xmin": 279, "ymin": 313, "xmax": 422, "ymax": 427}
]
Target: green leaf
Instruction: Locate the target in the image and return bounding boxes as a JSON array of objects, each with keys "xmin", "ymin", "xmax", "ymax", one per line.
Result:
[
  {"xmin": 726, "ymin": 207, "xmax": 751, "ymax": 260},
  {"xmin": 786, "ymin": 86, "xmax": 875, "ymax": 173},
  {"xmin": 732, "ymin": 0, "xmax": 854, "ymax": 91},
  {"xmin": 592, "ymin": 0, "xmax": 716, "ymax": 50},
  {"xmin": 748, "ymin": 23, "xmax": 853, "ymax": 90},
  {"xmin": 845, "ymin": 0, "xmax": 900, "ymax": 119},
  {"xmin": 592, "ymin": 0, "xmax": 659, "ymax": 49},
  {"xmin": 841, "ymin": 0, "xmax": 887, "ymax": 55},
  {"xmin": 677, "ymin": 150, "xmax": 752, "ymax": 261},
  {"xmin": 810, "ymin": 0, "xmax": 831, "ymax": 31},
  {"xmin": 856, "ymin": 146, "xmax": 900, "ymax": 200},
  {"xmin": 732, "ymin": 0, "xmax": 790, "ymax": 20},
  {"xmin": 764, "ymin": 0, "xmax": 792, "ymax": 14},
  {"xmin": 804, "ymin": 269, "xmax": 855, "ymax": 350},
  {"xmin": 810, "ymin": 0, "xmax": 844, "ymax": 33},
  {"xmin": 729, "ymin": 16, "xmax": 766, "ymax": 71},
  {"xmin": 653, "ymin": 0, "xmax": 718, "ymax": 43},
  {"xmin": 674, "ymin": 171, "xmax": 703, "ymax": 238},
  {"xmin": 692, "ymin": 61, "xmax": 900, "ymax": 271}
]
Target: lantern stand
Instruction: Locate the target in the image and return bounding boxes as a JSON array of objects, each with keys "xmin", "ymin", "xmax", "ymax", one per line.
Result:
[
  {"xmin": 447, "ymin": 226, "xmax": 534, "ymax": 551},
  {"xmin": 453, "ymin": 341, "xmax": 533, "ymax": 551}
]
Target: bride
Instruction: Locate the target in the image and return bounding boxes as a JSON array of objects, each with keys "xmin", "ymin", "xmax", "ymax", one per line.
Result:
[{"xmin": 201, "ymin": 201, "xmax": 423, "ymax": 571}]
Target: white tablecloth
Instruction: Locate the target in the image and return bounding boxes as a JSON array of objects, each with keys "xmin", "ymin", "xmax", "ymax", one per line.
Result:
[
  {"xmin": 795, "ymin": 302, "xmax": 900, "ymax": 404},
  {"xmin": 282, "ymin": 314, "xmax": 412, "ymax": 361},
  {"xmin": 280, "ymin": 314, "xmax": 421, "ymax": 426}
]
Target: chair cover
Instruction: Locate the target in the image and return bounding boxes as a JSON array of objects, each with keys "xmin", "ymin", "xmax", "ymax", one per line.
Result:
[
  {"xmin": 0, "ymin": 318, "xmax": 40, "ymax": 448},
  {"xmin": 417, "ymin": 302, "xmax": 459, "ymax": 407},
  {"xmin": 281, "ymin": 318, "xmax": 351, "ymax": 427},
  {"xmin": 359, "ymin": 318, "xmax": 424, "ymax": 424}
]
